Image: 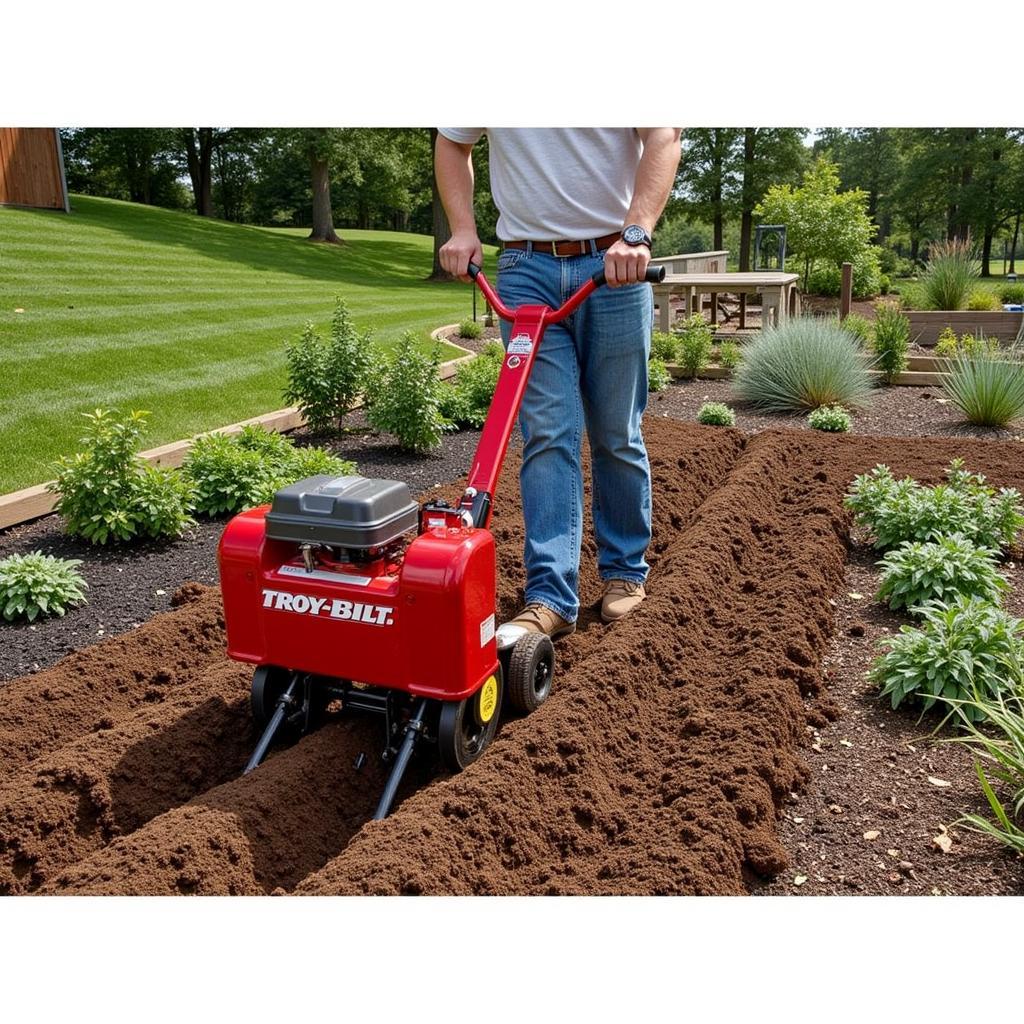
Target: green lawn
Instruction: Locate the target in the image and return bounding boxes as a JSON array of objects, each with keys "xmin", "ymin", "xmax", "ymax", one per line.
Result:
[{"xmin": 0, "ymin": 195, "xmax": 493, "ymax": 493}]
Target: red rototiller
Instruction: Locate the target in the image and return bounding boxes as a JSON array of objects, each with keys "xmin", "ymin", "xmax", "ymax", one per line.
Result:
[{"xmin": 218, "ymin": 262, "xmax": 665, "ymax": 818}]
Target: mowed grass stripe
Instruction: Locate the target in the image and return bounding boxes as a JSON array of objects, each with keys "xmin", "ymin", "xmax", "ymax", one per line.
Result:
[{"xmin": 0, "ymin": 195, "xmax": 492, "ymax": 492}]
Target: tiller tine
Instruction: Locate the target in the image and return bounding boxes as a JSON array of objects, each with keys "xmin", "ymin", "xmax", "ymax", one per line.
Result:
[
  {"xmin": 373, "ymin": 698, "xmax": 429, "ymax": 820},
  {"xmin": 243, "ymin": 674, "xmax": 300, "ymax": 775}
]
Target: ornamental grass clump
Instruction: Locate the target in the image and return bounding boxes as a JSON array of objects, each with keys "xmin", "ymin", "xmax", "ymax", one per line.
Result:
[
  {"xmin": 869, "ymin": 595, "xmax": 1024, "ymax": 723},
  {"xmin": 696, "ymin": 402, "xmax": 735, "ymax": 426},
  {"xmin": 732, "ymin": 317, "xmax": 873, "ymax": 412},
  {"xmin": 845, "ymin": 459, "xmax": 1024, "ymax": 552},
  {"xmin": 876, "ymin": 534, "xmax": 1008, "ymax": 614},
  {"xmin": 807, "ymin": 405, "xmax": 851, "ymax": 432},
  {"xmin": 941, "ymin": 347, "xmax": 1024, "ymax": 428},
  {"xmin": 920, "ymin": 237, "xmax": 978, "ymax": 311},
  {"xmin": 0, "ymin": 552, "xmax": 87, "ymax": 622}
]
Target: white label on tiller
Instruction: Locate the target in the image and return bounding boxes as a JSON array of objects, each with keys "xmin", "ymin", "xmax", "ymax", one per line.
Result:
[
  {"xmin": 507, "ymin": 334, "xmax": 533, "ymax": 355},
  {"xmin": 480, "ymin": 613, "xmax": 495, "ymax": 647},
  {"xmin": 261, "ymin": 588, "xmax": 394, "ymax": 626}
]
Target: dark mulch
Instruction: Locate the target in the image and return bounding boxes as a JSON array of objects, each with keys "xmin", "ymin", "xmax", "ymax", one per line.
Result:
[{"xmin": 650, "ymin": 376, "xmax": 1024, "ymax": 442}]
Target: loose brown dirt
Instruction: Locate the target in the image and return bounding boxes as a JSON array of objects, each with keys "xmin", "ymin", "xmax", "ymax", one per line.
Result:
[{"xmin": 3, "ymin": 418, "xmax": 1023, "ymax": 895}]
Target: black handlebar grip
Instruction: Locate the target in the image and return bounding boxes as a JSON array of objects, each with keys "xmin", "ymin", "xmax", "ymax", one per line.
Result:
[
  {"xmin": 467, "ymin": 262, "xmax": 481, "ymax": 279},
  {"xmin": 590, "ymin": 264, "xmax": 667, "ymax": 287}
]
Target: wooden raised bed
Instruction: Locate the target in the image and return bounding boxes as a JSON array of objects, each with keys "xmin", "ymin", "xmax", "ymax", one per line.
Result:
[{"xmin": 906, "ymin": 310, "xmax": 1023, "ymax": 346}]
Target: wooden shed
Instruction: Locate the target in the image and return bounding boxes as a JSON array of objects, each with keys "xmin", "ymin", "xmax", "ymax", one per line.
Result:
[{"xmin": 0, "ymin": 128, "xmax": 69, "ymax": 212}]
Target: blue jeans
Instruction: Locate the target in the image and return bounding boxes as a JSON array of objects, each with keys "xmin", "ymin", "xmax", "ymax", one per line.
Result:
[{"xmin": 496, "ymin": 245, "xmax": 653, "ymax": 622}]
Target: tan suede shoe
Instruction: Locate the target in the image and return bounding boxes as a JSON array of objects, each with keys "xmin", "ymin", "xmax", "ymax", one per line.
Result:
[
  {"xmin": 505, "ymin": 602, "xmax": 576, "ymax": 641},
  {"xmin": 601, "ymin": 579, "xmax": 646, "ymax": 623}
]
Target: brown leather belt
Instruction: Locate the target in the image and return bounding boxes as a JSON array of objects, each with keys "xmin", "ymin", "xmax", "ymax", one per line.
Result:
[{"xmin": 501, "ymin": 232, "xmax": 621, "ymax": 257}]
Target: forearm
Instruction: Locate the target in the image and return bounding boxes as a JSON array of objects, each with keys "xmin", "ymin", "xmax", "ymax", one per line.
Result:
[
  {"xmin": 625, "ymin": 128, "xmax": 683, "ymax": 233},
  {"xmin": 434, "ymin": 134, "xmax": 478, "ymax": 234}
]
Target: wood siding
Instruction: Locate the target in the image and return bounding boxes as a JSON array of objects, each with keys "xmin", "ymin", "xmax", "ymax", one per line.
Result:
[{"xmin": 0, "ymin": 128, "xmax": 68, "ymax": 210}]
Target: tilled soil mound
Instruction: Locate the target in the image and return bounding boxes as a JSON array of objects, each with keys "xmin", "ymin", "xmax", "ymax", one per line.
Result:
[{"xmin": 3, "ymin": 419, "xmax": 1022, "ymax": 895}]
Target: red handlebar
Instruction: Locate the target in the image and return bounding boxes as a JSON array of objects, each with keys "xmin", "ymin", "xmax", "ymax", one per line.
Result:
[{"xmin": 467, "ymin": 261, "xmax": 665, "ymax": 324}]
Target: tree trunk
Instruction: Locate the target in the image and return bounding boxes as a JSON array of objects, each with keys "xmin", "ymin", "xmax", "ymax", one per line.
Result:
[
  {"xmin": 1010, "ymin": 211, "xmax": 1021, "ymax": 274},
  {"xmin": 185, "ymin": 128, "xmax": 215, "ymax": 218},
  {"xmin": 739, "ymin": 128, "xmax": 756, "ymax": 271},
  {"xmin": 711, "ymin": 128, "xmax": 724, "ymax": 251},
  {"xmin": 429, "ymin": 128, "xmax": 455, "ymax": 281},
  {"xmin": 981, "ymin": 230, "xmax": 994, "ymax": 278},
  {"xmin": 308, "ymin": 155, "xmax": 341, "ymax": 244}
]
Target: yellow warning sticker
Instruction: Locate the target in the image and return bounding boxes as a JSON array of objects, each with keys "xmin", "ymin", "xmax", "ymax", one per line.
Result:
[{"xmin": 478, "ymin": 675, "xmax": 498, "ymax": 723}]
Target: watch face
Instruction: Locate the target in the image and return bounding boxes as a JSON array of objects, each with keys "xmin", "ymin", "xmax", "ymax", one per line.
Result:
[{"xmin": 623, "ymin": 225, "xmax": 646, "ymax": 244}]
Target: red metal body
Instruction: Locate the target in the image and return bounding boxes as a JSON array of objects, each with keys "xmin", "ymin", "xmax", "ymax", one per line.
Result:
[{"xmin": 217, "ymin": 267, "xmax": 606, "ymax": 703}]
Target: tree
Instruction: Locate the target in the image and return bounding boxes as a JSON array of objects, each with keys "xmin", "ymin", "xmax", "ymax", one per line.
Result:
[
  {"xmin": 675, "ymin": 129, "xmax": 741, "ymax": 250},
  {"xmin": 181, "ymin": 128, "xmax": 216, "ymax": 217}
]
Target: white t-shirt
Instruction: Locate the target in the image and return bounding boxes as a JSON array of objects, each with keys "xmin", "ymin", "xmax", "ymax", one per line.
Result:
[{"xmin": 438, "ymin": 127, "xmax": 644, "ymax": 241}]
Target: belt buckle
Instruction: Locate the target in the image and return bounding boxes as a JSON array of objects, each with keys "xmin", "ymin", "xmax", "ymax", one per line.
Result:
[{"xmin": 550, "ymin": 240, "xmax": 581, "ymax": 258}]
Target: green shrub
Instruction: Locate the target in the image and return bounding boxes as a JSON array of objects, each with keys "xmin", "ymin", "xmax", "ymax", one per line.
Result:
[
  {"xmin": 284, "ymin": 300, "xmax": 375, "ymax": 434},
  {"xmin": 697, "ymin": 402, "xmax": 736, "ymax": 426},
  {"xmin": 959, "ymin": 331, "xmax": 1000, "ymax": 358},
  {"xmin": 897, "ymin": 282, "xmax": 925, "ymax": 311},
  {"xmin": 458, "ymin": 318, "xmax": 483, "ymax": 340},
  {"xmin": 880, "ymin": 273, "xmax": 892, "ymax": 295},
  {"xmin": 365, "ymin": 333, "xmax": 447, "ymax": 453},
  {"xmin": 439, "ymin": 343, "xmax": 504, "ymax": 428},
  {"xmin": 998, "ymin": 283, "xmax": 1024, "ymax": 304},
  {"xmin": 869, "ymin": 595, "xmax": 1024, "ymax": 722},
  {"xmin": 920, "ymin": 237, "xmax": 978, "ymax": 311},
  {"xmin": 935, "ymin": 327, "xmax": 958, "ymax": 358},
  {"xmin": 840, "ymin": 313, "xmax": 873, "ymax": 345},
  {"xmin": 732, "ymin": 317, "xmax": 874, "ymax": 412},
  {"xmin": 871, "ymin": 300, "xmax": 910, "ymax": 383},
  {"xmin": 876, "ymin": 534, "xmax": 1008, "ymax": 614},
  {"xmin": 717, "ymin": 340, "xmax": 741, "ymax": 371},
  {"xmin": 183, "ymin": 426, "xmax": 354, "ymax": 515},
  {"xmin": 967, "ymin": 288, "xmax": 1002, "ymax": 312},
  {"xmin": 0, "ymin": 552, "xmax": 87, "ymax": 622},
  {"xmin": 807, "ymin": 405, "xmax": 851, "ymax": 432},
  {"xmin": 941, "ymin": 348, "xmax": 1024, "ymax": 428},
  {"xmin": 806, "ymin": 248, "xmax": 883, "ymax": 299},
  {"xmin": 845, "ymin": 459, "xmax": 1024, "ymax": 552},
  {"xmin": 650, "ymin": 331, "xmax": 678, "ymax": 364},
  {"xmin": 675, "ymin": 314, "xmax": 714, "ymax": 378},
  {"xmin": 648, "ymin": 357, "xmax": 672, "ymax": 393},
  {"xmin": 49, "ymin": 409, "xmax": 194, "ymax": 545}
]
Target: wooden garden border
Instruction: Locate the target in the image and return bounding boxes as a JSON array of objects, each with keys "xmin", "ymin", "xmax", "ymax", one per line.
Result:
[{"xmin": 0, "ymin": 341, "xmax": 476, "ymax": 532}]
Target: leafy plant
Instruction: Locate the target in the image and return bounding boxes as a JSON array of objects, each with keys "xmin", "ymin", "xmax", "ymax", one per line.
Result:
[
  {"xmin": 871, "ymin": 300, "xmax": 910, "ymax": 383},
  {"xmin": 732, "ymin": 317, "xmax": 874, "ymax": 412},
  {"xmin": 934, "ymin": 326, "xmax": 958, "ymax": 358},
  {"xmin": 807, "ymin": 405, "xmax": 851, "ymax": 432},
  {"xmin": 650, "ymin": 331, "xmax": 678, "ymax": 364},
  {"xmin": 49, "ymin": 409, "xmax": 194, "ymax": 545},
  {"xmin": 458, "ymin": 318, "xmax": 483, "ymax": 340},
  {"xmin": 806, "ymin": 248, "xmax": 883, "ymax": 299},
  {"xmin": 840, "ymin": 313, "xmax": 873, "ymax": 345},
  {"xmin": 941, "ymin": 348, "xmax": 1024, "ymax": 428},
  {"xmin": 845, "ymin": 459, "xmax": 1024, "ymax": 551},
  {"xmin": 998, "ymin": 283, "xmax": 1024, "ymax": 304},
  {"xmin": 869, "ymin": 595, "xmax": 1024, "ymax": 722},
  {"xmin": 920, "ymin": 237, "xmax": 978, "ymax": 311},
  {"xmin": 967, "ymin": 288, "xmax": 1002, "ymax": 312},
  {"xmin": 283, "ymin": 299, "xmax": 375, "ymax": 434},
  {"xmin": 876, "ymin": 534, "xmax": 1008, "ymax": 613},
  {"xmin": 365, "ymin": 333, "xmax": 447, "ymax": 453},
  {"xmin": 674, "ymin": 314, "xmax": 714, "ymax": 378},
  {"xmin": 647, "ymin": 357, "xmax": 672, "ymax": 393},
  {"xmin": 959, "ymin": 331, "xmax": 1000, "ymax": 358},
  {"xmin": 716, "ymin": 340, "xmax": 741, "ymax": 371},
  {"xmin": 0, "ymin": 552, "xmax": 87, "ymax": 622},
  {"xmin": 183, "ymin": 426, "xmax": 354, "ymax": 515},
  {"xmin": 697, "ymin": 402, "xmax": 736, "ymax": 426},
  {"xmin": 439, "ymin": 342, "xmax": 504, "ymax": 428}
]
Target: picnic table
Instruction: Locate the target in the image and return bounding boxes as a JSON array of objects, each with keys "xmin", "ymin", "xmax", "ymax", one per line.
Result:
[{"xmin": 652, "ymin": 271, "xmax": 801, "ymax": 332}]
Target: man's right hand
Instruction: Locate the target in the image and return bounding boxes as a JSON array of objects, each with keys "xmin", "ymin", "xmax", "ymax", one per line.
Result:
[{"xmin": 440, "ymin": 231, "xmax": 484, "ymax": 283}]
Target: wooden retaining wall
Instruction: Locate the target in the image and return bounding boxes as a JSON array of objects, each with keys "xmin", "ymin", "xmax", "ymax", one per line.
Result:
[{"xmin": 907, "ymin": 311, "xmax": 1023, "ymax": 346}]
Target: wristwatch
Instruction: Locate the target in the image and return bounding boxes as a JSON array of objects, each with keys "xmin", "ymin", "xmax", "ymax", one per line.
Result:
[{"xmin": 621, "ymin": 224, "xmax": 653, "ymax": 248}]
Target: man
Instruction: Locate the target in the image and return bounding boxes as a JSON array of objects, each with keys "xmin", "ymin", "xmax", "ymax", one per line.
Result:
[{"xmin": 436, "ymin": 128, "xmax": 682, "ymax": 639}]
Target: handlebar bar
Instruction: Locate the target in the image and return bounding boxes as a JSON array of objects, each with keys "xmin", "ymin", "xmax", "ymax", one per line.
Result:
[{"xmin": 467, "ymin": 261, "xmax": 665, "ymax": 324}]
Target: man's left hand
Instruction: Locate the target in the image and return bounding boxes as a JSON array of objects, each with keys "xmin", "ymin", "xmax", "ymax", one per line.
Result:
[{"xmin": 603, "ymin": 239, "xmax": 650, "ymax": 287}]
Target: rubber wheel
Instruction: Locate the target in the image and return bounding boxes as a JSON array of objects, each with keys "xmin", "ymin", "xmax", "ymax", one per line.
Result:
[
  {"xmin": 506, "ymin": 633, "xmax": 554, "ymax": 713},
  {"xmin": 250, "ymin": 665, "xmax": 292, "ymax": 729},
  {"xmin": 438, "ymin": 673, "xmax": 503, "ymax": 772}
]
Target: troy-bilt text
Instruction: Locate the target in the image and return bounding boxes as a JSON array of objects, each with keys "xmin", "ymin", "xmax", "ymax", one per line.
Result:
[{"xmin": 261, "ymin": 589, "xmax": 395, "ymax": 626}]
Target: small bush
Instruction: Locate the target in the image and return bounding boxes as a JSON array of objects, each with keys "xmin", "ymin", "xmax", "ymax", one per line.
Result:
[
  {"xmin": 942, "ymin": 348, "xmax": 1024, "ymax": 428},
  {"xmin": 675, "ymin": 314, "xmax": 714, "ymax": 378},
  {"xmin": 808, "ymin": 405, "xmax": 851, "ymax": 432},
  {"xmin": 897, "ymin": 282, "xmax": 925, "ymax": 311},
  {"xmin": 458, "ymin": 318, "xmax": 483, "ymax": 340},
  {"xmin": 806, "ymin": 248, "xmax": 883, "ymax": 299},
  {"xmin": 959, "ymin": 332, "xmax": 1000, "ymax": 358},
  {"xmin": 998, "ymin": 283, "xmax": 1024, "ymax": 304},
  {"xmin": 869, "ymin": 595, "xmax": 1024, "ymax": 722},
  {"xmin": 920, "ymin": 237, "xmax": 978, "ymax": 311},
  {"xmin": 876, "ymin": 534, "xmax": 1008, "ymax": 613},
  {"xmin": 650, "ymin": 331, "xmax": 678, "ymax": 364},
  {"xmin": 439, "ymin": 343, "xmax": 504, "ymax": 428},
  {"xmin": 935, "ymin": 327, "xmax": 959, "ymax": 358},
  {"xmin": 732, "ymin": 317, "xmax": 874, "ymax": 412},
  {"xmin": 871, "ymin": 300, "xmax": 910, "ymax": 383},
  {"xmin": 845, "ymin": 459, "xmax": 1024, "ymax": 552},
  {"xmin": 967, "ymin": 288, "xmax": 1002, "ymax": 312},
  {"xmin": 284, "ymin": 300, "xmax": 375, "ymax": 434},
  {"xmin": 183, "ymin": 427, "xmax": 354, "ymax": 515},
  {"xmin": 648, "ymin": 357, "xmax": 672, "ymax": 393},
  {"xmin": 365, "ymin": 333, "xmax": 447, "ymax": 453},
  {"xmin": 49, "ymin": 409, "xmax": 194, "ymax": 545},
  {"xmin": 715, "ymin": 340, "xmax": 740, "ymax": 372},
  {"xmin": 880, "ymin": 274, "xmax": 892, "ymax": 295},
  {"xmin": 697, "ymin": 402, "xmax": 736, "ymax": 426},
  {"xmin": 840, "ymin": 313, "xmax": 873, "ymax": 345},
  {"xmin": 0, "ymin": 552, "xmax": 87, "ymax": 622}
]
